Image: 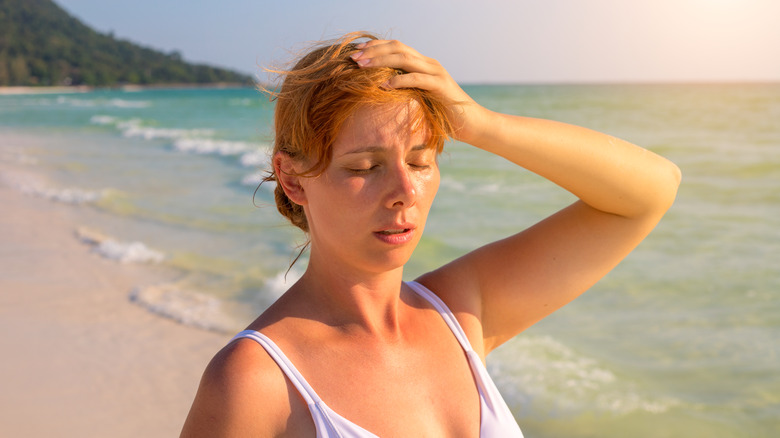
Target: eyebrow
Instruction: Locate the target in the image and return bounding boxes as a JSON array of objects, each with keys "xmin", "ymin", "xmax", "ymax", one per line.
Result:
[{"xmin": 342, "ymin": 144, "xmax": 429, "ymax": 156}]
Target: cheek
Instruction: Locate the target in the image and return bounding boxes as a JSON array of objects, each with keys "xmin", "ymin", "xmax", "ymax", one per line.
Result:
[
  {"xmin": 303, "ymin": 177, "xmax": 369, "ymax": 227},
  {"xmin": 419, "ymin": 168, "xmax": 440, "ymax": 205}
]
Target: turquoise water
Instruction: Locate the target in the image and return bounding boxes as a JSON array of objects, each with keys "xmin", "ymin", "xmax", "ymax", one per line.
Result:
[{"xmin": 2, "ymin": 84, "xmax": 778, "ymax": 436}]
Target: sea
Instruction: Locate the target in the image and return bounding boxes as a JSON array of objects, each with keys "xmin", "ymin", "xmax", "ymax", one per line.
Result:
[{"xmin": 1, "ymin": 83, "xmax": 778, "ymax": 437}]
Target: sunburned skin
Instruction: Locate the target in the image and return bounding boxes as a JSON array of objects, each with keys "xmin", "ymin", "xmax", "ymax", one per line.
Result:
[
  {"xmin": 181, "ymin": 33, "xmax": 680, "ymax": 438},
  {"xmin": 296, "ymin": 102, "xmax": 440, "ymax": 276}
]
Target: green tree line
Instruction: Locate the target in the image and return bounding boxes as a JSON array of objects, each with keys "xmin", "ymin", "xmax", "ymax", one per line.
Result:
[{"xmin": 0, "ymin": 0, "xmax": 252, "ymax": 86}]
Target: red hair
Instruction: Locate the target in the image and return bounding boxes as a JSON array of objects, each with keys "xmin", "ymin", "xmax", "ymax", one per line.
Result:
[{"xmin": 263, "ymin": 32, "xmax": 454, "ymax": 232}]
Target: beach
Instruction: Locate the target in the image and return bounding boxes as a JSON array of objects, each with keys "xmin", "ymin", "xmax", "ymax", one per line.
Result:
[
  {"xmin": 0, "ymin": 132, "xmax": 225, "ymax": 437},
  {"xmin": 0, "ymin": 86, "xmax": 94, "ymax": 95},
  {"xmin": 1, "ymin": 84, "xmax": 778, "ymax": 437}
]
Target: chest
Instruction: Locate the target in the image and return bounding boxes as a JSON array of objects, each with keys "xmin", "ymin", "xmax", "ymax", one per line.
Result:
[{"xmin": 285, "ymin": 319, "xmax": 482, "ymax": 436}]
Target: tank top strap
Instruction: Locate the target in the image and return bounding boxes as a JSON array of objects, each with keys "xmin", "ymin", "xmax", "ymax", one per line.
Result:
[
  {"xmin": 231, "ymin": 330, "xmax": 322, "ymax": 406},
  {"xmin": 232, "ymin": 330, "xmax": 380, "ymax": 437},
  {"xmin": 405, "ymin": 281, "xmax": 476, "ymax": 354}
]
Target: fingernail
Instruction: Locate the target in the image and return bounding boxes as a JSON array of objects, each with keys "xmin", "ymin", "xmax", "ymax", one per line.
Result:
[
  {"xmin": 350, "ymin": 51, "xmax": 363, "ymax": 60},
  {"xmin": 355, "ymin": 42, "xmax": 366, "ymax": 49},
  {"xmin": 356, "ymin": 58, "xmax": 371, "ymax": 67}
]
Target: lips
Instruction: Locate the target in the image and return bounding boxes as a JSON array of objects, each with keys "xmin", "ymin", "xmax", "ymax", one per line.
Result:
[
  {"xmin": 377, "ymin": 229, "xmax": 410, "ymax": 235},
  {"xmin": 374, "ymin": 224, "xmax": 416, "ymax": 244}
]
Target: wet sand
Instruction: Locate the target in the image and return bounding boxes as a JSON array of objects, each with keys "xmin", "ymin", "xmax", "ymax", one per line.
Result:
[{"xmin": 0, "ymin": 132, "xmax": 226, "ymax": 437}]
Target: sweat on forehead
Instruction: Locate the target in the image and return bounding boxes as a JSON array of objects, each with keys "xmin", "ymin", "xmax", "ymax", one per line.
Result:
[
  {"xmin": 268, "ymin": 32, "xmax": 453, "ymax": 173},
  {"xmin": 261, "ymin": 31, "xmax": 456, "ymax": 232},
  {"xmin": 337, "ymin": 101, "xmax": 432, "ymax": 147}
]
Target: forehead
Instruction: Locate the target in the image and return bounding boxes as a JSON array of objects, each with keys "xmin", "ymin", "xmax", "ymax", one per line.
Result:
[{"xmin": 335, "ymin": 102, "xmax": 431, "ymax": 152}]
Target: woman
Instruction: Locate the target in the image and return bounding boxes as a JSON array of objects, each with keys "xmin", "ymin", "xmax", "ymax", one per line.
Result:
[{"xmin": 181, "ymin": 32, "xmax": 681, "ymax": 437}]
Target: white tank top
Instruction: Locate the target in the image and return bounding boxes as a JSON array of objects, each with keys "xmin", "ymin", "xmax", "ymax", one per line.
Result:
[{"xmin": 231, "ymin": 281, "xmax": 524, "ymax": 437}]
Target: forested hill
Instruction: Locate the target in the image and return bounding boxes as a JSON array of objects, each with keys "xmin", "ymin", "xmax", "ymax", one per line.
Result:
[{"xmin": 0, "ymin": 0, "xmax": 253, "ymax": 86}]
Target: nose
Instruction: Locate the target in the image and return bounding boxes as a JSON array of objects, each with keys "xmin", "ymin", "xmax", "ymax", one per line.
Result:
[{"xmin": 385, "ymin": 164, "xmax": 417, "ymax": 209}]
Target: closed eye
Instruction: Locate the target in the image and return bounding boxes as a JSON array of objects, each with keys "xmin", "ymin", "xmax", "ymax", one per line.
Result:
[{"xmin": 347, "ymin": 164, "xmax": 379, "ymax": 174}]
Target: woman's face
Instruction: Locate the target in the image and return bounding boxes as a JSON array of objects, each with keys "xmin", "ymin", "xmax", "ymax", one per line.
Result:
[{"xmin": 300, "ymin": 102, "xmax": 440, "ymax": 275}]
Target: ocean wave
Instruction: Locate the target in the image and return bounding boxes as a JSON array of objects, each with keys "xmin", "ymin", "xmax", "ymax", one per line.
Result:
[
  {"xmin": 239, "ymin": 150, "xmax": 272, "ymax": 186},
  {"xmin": 172, "ymin": 138, "xmax": 252, "ymax": 156},
  {"xmin": 57, "ymin": 96, "xmax": 152, "ymax": 108},
  {"xmin": 5, "ymin": 175, "xmax": 104, "ymax": 205},
  {"xmin": 76, "ymin": 226, "xmax": 165, "ymax": 264},
  {"xmin": 241, "ymin": 172, "xmax": 264, "ymax": 187},
  {"xmin": 489, "ymin": 335, "xmax": 680, "ymax": 417},
  {"xmin": 89, "ymin": 115, "xmax": 272, "ymax": 164},
  {"xmin": 265, "ymin": 269, "xmax": 302, "ymax": 300},
  {"xmin": 130, "ymin": 283, "xmax": 236, "ymax": 332},
  {"xmin": 89, "ymin": 115, "xmax": 118, "ymax": 125},
  {"xmin": 90, "ymin": 115, "xmax": 215, "ymax": 140},
  {"xmin": 239, "ymin": 149, "xmax": 269, "ymax": 167},
  {"xmin": 246, "ymin": 268, "xmax": 303, "ymax": 313},
  {"xmin": 122, "ymin": 124, "xmax": 215, "ymax": 141}
]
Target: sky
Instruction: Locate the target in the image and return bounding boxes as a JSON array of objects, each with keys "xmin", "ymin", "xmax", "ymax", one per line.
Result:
[{"xmin": 55, "ymin": 0, "xmax": 780, "ymax": 84}]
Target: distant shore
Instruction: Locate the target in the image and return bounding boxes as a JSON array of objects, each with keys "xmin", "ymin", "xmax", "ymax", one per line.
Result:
[{"xmin": 0, "ymin": 82, "xmax": 254, "ymax": 95}]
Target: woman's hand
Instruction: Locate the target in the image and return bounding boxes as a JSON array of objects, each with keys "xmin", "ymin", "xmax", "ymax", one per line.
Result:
[
  {"xmin": 350, "ymin": 39, "xmax": 489, "ymax": 144},
  {"xmin": 353, "ymin": 37, "xmax": 681, "ymax": 356}
]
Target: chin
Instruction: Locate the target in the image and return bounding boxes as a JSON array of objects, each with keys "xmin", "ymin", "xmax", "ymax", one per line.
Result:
[{"xmin": 359, "ymin": 249, "xmax": 416, "ymax": 275}]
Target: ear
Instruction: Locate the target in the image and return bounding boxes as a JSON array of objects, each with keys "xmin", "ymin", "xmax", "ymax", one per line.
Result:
[{"xmin": 273, "ymin": 151, "xmax": 307, "ymax": 205}]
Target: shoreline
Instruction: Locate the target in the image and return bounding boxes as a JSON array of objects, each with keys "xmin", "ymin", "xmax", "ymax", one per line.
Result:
[
  {"xmin": 0, "ymin": 82, "xmax": 254, "ymax": 95},
  {"xmin": 0, "ymin": 130, "xmax": 226, "ymax": 437}
]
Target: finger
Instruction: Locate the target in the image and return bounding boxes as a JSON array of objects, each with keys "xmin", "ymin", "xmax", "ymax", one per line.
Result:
[
  {"xmin": 351, "ymin": 40, "xmax": 431, "ymax": 72},
  {"xmin": 356, "ymin": 52, "xmax": 438, "ymax": 76},
  {"xmin": 356, "ymin": 39, "xmax": 413, "ymax": 54},
  {"xmin": 385, "ymin": 72, "xmax": 445, "ymax": 92}
]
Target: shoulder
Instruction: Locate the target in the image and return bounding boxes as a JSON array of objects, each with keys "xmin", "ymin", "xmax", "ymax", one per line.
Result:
[
  {"xmin": 413, "ymin": 269, "xmax": 488, "ymax": 358},
  {"xmin": 180, "ymin": 336, "xmax": 313, "ymax": 437}
]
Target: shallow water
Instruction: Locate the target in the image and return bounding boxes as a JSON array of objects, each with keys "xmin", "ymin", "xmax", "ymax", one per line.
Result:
[{"xmin": 2, "ymin": 84, "xmax": 778, "ymax": 436}]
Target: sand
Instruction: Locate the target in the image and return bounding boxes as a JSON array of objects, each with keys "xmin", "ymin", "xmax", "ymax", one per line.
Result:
[
  {"xmin": 0, "ymin": 86, "xmax": 93, "ymax": 95},
  {"xmin": 0, "ymin": 84, "xmax": 249, "ymax": 96},
  {"xmin": 0, "ymin": 132, "xmax": 227, "ymax": 437}
]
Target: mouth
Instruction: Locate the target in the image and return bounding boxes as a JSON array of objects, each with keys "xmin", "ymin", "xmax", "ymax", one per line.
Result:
[
  {"xmin": 373, "ymin": 225, "xmax": 416, "ymax": 245},
  {"xmin": 376, "ymin": 229, "xmax": 411, "ymax": 235}
]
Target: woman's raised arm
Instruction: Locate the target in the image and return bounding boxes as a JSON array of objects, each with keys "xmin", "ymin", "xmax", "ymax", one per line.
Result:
[{"xmin": 352, "ymin": 40, "xmax": 681, "ymax": 355}]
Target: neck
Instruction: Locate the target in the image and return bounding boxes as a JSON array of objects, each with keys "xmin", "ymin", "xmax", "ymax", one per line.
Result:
[{"xmin": 291, "ymin": 254, "xmax": 409, "ymax": 340}]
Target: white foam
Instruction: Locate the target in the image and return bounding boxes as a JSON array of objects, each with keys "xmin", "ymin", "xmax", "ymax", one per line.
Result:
[
  {"xmin": 58, "ymin": 96, "xmax": 151, "ymax": 108},
  {"xmin": 239, "ymin": 149, "xmax": 269, "ymax": 167},
  {"xmin": 108, "ymin": 98, "xmax": 152, "ymax": 108},
  {"xmin": 130, "ymin": 284, "xmax": 235, "ymax": 332},
  {"xmin": 122, "ymin": 125, "xmax": 214, "ymax": 141},
  {"xmin": 57, "ymin": 96, "xmax": 95, "ymax": 107},
  {"xmin": 265, "ymin": 268, "xmax": 302, "ymax": 300},
  {"xmin": 94, "ymin": 240, "xmax": 165, "ymax": 264},
  {"xmin": 241, "ymin": 172, "xmax": 265, "ymax": 186},
  {"xmin": 5, "ymin": 175, "xmax": 103, "ymax": 205},
  {"xmin": 90, "ymin": 115, "xmax": 118, "ymax": 125},
  {"xmin": 90, "ymin": 114, "xmax": 269, "ymax": 172},
  {"xmin": 90, "ymin": 115, "xmax": 216, "ymax": 141},
  {"xmin": 88, "ymin": 115, "xmax": 270, "ymax": 167},
  {"xmin": 172, "ymin": 138, "xmax": 251, "ymax": 156},
  {"xmin": 76, "ymin": 226, "xmax": 165, "ymax": 264},
  {"xmin": 488, "ymin": 335, "xmax": 679, "ymax": 417},
  {"xmin": 246, "ymin": 268, "xmax": 303, "ymax": 313}
]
